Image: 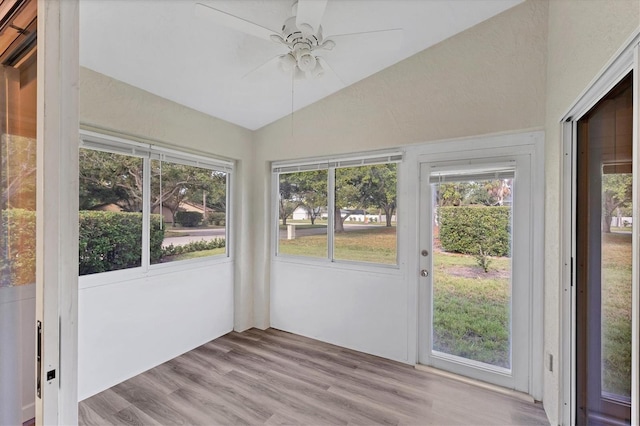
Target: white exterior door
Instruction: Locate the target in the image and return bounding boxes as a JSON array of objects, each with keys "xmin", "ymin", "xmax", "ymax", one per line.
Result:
[{"xmin": 418, "ymin": 154, "xmax": 532, "ymax": 393}]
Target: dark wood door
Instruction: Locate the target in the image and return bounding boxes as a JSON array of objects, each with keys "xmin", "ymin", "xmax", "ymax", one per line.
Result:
[{"xmin": 576, "ymin": 73, "xmax": 633, "ymax": 425}]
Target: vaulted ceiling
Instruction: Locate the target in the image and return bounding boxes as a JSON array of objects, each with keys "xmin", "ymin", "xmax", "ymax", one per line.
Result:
[{"xmin": 79, "ymin": 0, "xmax": 522, "ymax": 130}]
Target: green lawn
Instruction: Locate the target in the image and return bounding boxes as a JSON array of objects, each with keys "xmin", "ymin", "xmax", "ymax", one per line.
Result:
[
  {"xmin": 601, "ymin": 232, "xmax": 632, "ymax": 397},
  {"xmin": 278, "ymin": 226, "xmax": 397, "ymax": 264},
  {"xmin": 157, "ymin": 247, "xmax": 226, "ymax": 263},
  {"xmin": 432, "ymin": 251, "xmax": 511, "ymax": 368}
]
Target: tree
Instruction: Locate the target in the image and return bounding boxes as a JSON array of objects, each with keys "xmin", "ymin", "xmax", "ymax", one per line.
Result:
[
  {"xmin": 278, "ymin": 176, "xmax": 302, "ymax": 226},
  {"xmin": 335, "ymin": 167, "xmax": 363, "ymax": 232},
  {"xmin": 79, "ymin": 150, "xmax": 228, "ymax": 224},
  {"xmin": 295, "ymin": 170, "xmax": 327, "ymax": 225},
  {"xmin": 79, "ymin": 149, "xmax": 144, "ymax": 211},
  {"xmin": 436, "ymin": 179, "xmax": 512, "ymax": 207},
  {"xmin": 602, "ymin": 173, "xmax": 632, "ymax": 233},
  {"xmin": 359, "ymin": 164, "xmax": 397, "ymax": 226},
  {"xmin": 149, "ymin": 161, "xmax": 223, "ymax": 224}
]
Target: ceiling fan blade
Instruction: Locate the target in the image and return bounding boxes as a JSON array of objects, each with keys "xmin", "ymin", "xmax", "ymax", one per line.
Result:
[
  {"xmin": 241, "ymin": 55, "xmax": 282, "ymax": 80},
  {"xmin": 317, "ymin": 57, "xmax": 345, "ymax": 86},
  {"xmin": 295, "ymin": 0, "xmax": 327, "ymax": 34},
  {"xmin": 328, "ymin": 28, "xmax": 404, "ymax": 51},
  {"xmin": 194, "ymin": 3, "xmax": 277, "ymax": 42}
]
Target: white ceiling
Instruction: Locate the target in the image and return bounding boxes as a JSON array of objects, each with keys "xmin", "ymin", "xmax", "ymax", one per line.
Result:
[{"xmin": 79, "ymin": 0, "xmax": 522, "ymax": 131}]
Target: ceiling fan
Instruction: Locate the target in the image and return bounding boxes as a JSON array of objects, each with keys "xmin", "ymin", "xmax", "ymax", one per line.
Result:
[{"xmin": 194, "ymin": 0, "xmax": 403, "ymax": 82}]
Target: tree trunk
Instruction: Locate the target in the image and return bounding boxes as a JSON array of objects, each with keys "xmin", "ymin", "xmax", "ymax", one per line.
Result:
[
  {"xmin": 334, "ymin": 206, "xmax": 347, "ymax": 232},
  {"xmin": 602, "ymin": 212, "xmax": 611, "ymax": 233},
  {"xmin": 384, "ymin": 206, "xmax": 394, "ymax": 227}
]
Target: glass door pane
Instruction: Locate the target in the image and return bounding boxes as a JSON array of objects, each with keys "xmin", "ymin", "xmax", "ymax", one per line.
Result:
[
  {"xmin": 0, "ymin": 0, "xmax": 38, "ymax": 423},
  {"xmin": 576, "ymin": 72, "xmax": 632, "ymax": 424},
  {"xmin": 430, "ymin": 176, "xmax": 513, "ymax": 371}
]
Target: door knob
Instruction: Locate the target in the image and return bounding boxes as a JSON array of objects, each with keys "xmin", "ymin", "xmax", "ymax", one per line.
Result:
[{"xmin": 420, "ymin": 269, "xmax": 429, "ymax": 277}]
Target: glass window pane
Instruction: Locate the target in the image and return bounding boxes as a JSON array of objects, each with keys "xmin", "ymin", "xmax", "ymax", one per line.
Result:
[
  {"xmin": 1, "ymin": 51, "xmax": 37, "ymax": 287},
  {"xmin": 431, "ymin": 178, "xmax": 512, "ymax": 370},
  {"xmin": 78, "ymin": 149, "xmax": 144, "ymax": 275},
  {"xmin": 150, "ymin": 160, "xmax": 227, "ymax": 264},
  {"xmin": 334, "ymin": 164, "xmax": 397, "ymax": 265},
  {"xmin": 601, "ymin": 171, "xmax": 632, "ymax": 400},
  {"xmin": 277, "ymin": 170, "xmax": 328, "ymax": 258}
]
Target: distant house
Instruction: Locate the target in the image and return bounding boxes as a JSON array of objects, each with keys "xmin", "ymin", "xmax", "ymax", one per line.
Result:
[
  {"xmin": 92, "ymin": 201, "xmax": 209, "ymax": 225},
  {"xmin": 153, "ymin": 201, "xmax": 208, "ymax": 224},
  {"xmin": 292, "ymin": 206, "xmax": 309, "ymax": 220}
]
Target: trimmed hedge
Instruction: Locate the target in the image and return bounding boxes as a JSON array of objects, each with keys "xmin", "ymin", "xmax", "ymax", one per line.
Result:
[
  {"xmin": 162, "ymin": 238, "xmax": 225, "ymax": 257},
  {"xmin": 207, "ymin": 212, "xmax": 226, "ymax": 226},
  {"xmin": 79, "ymin": 211, "xmax": 164, "ymax": 275},
  {"xmin": 438, "ymin": 206, "xmax": 511, "ymax": 257},
  {"xmin": 0, "ymin": 209, "xmax": 36, "ymax": 286},
  {"xmin": 175, "ymin": 211, "xmax": 203, "ymax": 227}
]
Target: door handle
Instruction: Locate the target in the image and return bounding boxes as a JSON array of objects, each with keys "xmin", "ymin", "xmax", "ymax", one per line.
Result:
[
  {"xmin": 420, "ymin": 269, "xmax": 429, "ymax": 277},
  {"xmin": 37, "ymin": 320, "xmax": 41, "ymax": 399}
]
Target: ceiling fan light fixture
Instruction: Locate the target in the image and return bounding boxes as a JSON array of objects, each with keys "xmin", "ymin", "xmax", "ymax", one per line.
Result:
[
  {"xmin": 309, "ymin": 60, "xmax": 324, "ymax": 79},
  {"xmin": 278, "ymin": 53, "xmax": 297, "ymax": 72},
  {"xmin": 296, "ymin": 48, "xmax": 316, "ymax": 72}
]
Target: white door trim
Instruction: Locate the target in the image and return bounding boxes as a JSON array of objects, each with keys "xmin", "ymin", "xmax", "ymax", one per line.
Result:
[
  {"xmin": 407, "ymin": 131, "xmax": 544, "ymax": 400},
  {"xmin": 560, "ymin": 29, "xmax": 640, "ymax": 426},
  {"xmin": 418, "ymin": 153, "xmax": 531, "ymax": 393},
  {"xmin": 35, "ymin": 0, "xmax": 79, "ymax": 424}
]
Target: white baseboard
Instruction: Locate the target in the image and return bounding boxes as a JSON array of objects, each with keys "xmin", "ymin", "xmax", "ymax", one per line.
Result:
[{"xmin": 23, "ymin": 402, "xmax": 35, "ymax": 423}]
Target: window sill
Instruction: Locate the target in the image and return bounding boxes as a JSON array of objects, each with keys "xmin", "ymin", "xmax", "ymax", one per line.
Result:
[{"xmin": 79, "ymin": 254, "xmax": 233, "ymax": 290}]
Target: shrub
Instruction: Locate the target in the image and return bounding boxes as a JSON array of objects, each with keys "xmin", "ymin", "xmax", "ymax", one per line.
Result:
[
  {"xmin": 79, "ymin": 211, "xmax": 164, "ymax": 275},
  {"xmin": 161, "ymin": 238, "xmax": 225, "ymax": 257},
  {"xmin": 438, "ymin": 206, "xmax": 511, "ymax": 257},
  {"xmin": 0, "ymin": 209, "xmax": 36, "ymax": 286},
  {"xmin": 207, "ymin": 212, "xmax": 226, "ymax": 226},
  {"xmin": 175, "ymin": 211, "xmax": 203, "ymax": 227}
]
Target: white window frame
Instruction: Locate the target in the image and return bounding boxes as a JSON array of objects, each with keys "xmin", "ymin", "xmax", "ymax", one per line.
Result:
[
  {"xmin": 272, "ymin": 150, "xmax": 403, "ymax": 269},
  {"xmin": 560, "ymin": 30, "xmax": 640, "ymax": 426},
  {"xmin": 78, "ymin": 130, "xmax": 234, "ymax": 288}
]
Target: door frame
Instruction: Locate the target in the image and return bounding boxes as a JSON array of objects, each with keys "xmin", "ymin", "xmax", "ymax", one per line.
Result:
[
  {"xmin": 417, "ymin": 154, "xmax": 532, "ymax": 392},
  {"xmin": 409, "ymin": 131, "xmax": 545, "ymax": 400},
  {"xmin": 35, "ymin": 0, "xmax": 79, "ymax": 424},
  {"xmin": 560, "ymin": 31, "xmax": 640, "ymax": 426}
]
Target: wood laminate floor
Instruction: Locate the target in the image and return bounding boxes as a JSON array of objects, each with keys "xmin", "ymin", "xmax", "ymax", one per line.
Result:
[{"xmin": 79, "ymin": 328, "xmax": 549, "ymax": 425}]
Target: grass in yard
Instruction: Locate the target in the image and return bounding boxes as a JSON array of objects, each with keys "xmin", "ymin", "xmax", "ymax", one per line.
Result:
[
  {"xmin": 432, "ymin": 251, "xmax": 511, "ymax": 368},
  {"xmin": 601, "ymin": 232, "xmax": 632, "ymax": 397},
  {"xmin": 278, "ymin": 226, "xmax": 397, "ymax": 264},
  {"xmin": 163, "ymin": 247, "xmax": 226, "ymax": 262},
  {"xmin": 334, "ymin": 227, "xmax": 396, "ymax": 264}
]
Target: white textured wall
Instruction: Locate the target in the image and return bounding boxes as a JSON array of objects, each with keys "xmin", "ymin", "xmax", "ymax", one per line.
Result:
[
  {"xmin": 79, "ymin": 67, "xmax": 255, "ymax": 332},
  {"xmin": 78, "ymin": 68, "xmax": 254, "ymax": 398},
  {"xmin": 78, "ymin": 262, "xmax": 234, "ymax": 399},
  {"xmin": 544, "ymin": 2, "xmax": 639, "ymax": 424},
  {"xmin": 252, "ymin": 0, "xmax": 548, "ymax": 363}
]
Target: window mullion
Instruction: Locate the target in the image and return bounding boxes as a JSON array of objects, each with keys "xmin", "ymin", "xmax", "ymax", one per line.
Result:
[
  {"xmin": 142, "ymin": 156, "xmax": 151, "ymax": 270},
  {"xmin": 328, "ymin": 167, "xmax": 336, "ymax": 261}
]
